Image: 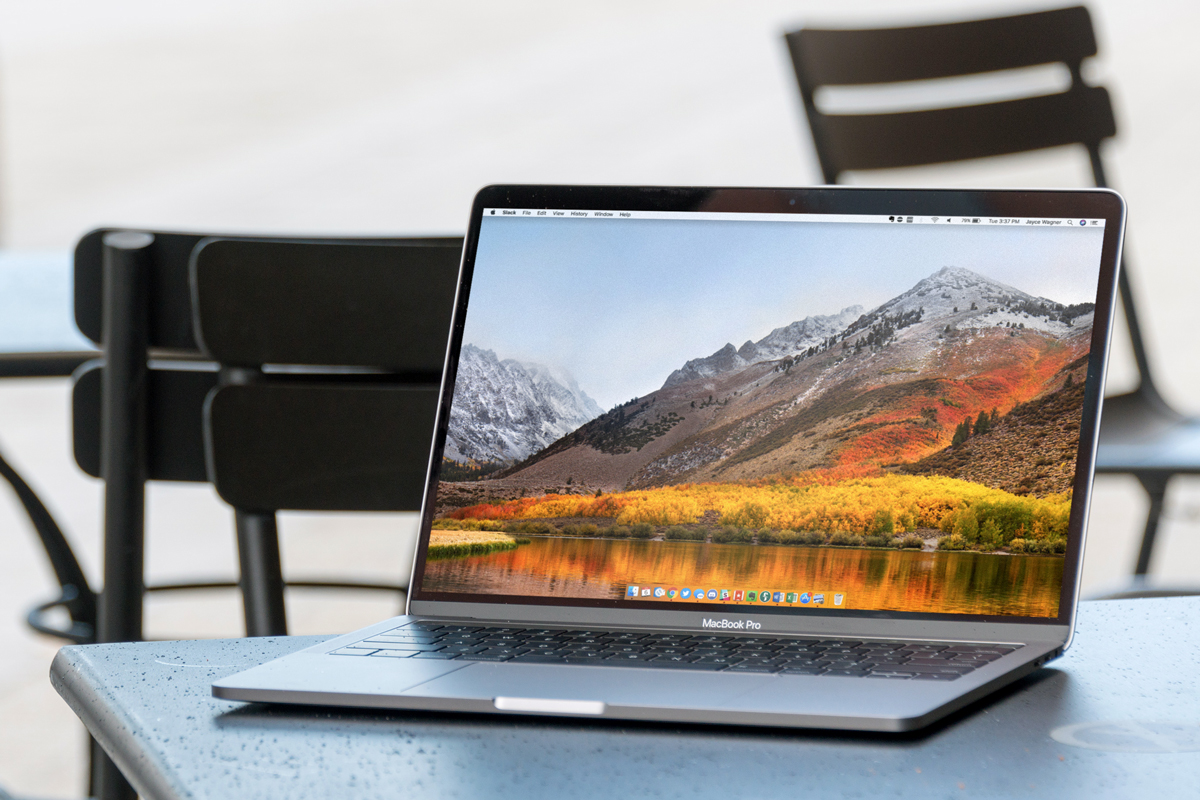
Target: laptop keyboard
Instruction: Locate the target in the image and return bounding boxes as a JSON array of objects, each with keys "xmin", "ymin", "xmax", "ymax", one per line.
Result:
[{"xmin": 330, "ymin": 622, "xmax": 1020, "ymax": 680}]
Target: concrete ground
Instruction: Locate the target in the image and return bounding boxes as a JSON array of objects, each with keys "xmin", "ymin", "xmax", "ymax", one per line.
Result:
[{"xmin": 1, "ymin": 1, "xmax": 1199, "ymax": 796}]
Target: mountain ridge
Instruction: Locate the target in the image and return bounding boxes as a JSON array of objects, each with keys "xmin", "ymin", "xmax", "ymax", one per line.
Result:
[{"xmin": 493, "ymin": 266, "xmax": 1093, "ymax": 494}]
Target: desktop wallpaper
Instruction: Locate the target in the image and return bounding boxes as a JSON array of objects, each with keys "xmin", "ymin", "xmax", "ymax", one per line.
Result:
[{"xmin": 418, "ymin": 215, "xmax": 1106, "ymax": 617}]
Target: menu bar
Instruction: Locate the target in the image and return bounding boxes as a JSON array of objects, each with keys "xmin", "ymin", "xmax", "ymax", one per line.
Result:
[
  {"xmin": 482, "ymin": 209, "xmax": 1099, "ymax": 227},
  {"xmin": 483, "ymin": 208, "xmax": 1106, "ymax": 228}
]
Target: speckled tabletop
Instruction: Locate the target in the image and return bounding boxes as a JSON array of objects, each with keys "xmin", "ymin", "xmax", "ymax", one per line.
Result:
[{"xmin": 50, "ymin": 598, "xmax": 1200, "ymax": 800}]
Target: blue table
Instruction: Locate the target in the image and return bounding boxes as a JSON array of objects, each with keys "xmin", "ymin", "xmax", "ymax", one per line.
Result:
[{"xmin": 50, "ymin": 597, "xmax": 1200, "ymax": 800}]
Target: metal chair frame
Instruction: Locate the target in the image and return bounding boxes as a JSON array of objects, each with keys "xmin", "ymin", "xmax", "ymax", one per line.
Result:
[{"xmin": 785, "ymin": 5, "xmax": 1196, "ymax": 576}]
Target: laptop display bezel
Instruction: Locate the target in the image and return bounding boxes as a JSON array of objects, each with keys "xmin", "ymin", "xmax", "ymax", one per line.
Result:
[{"xmin": 408, "ymin": 185, "xmax": 1125, "ymax": 644}]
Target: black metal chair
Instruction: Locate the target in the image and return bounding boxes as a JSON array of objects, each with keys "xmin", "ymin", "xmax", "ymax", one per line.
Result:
[
  {"xmin": 10, "ymin": 229, "xmax": 459, "ymax": 800},
  {"xmin": 67, "ymin": 229, "xmax": 461, "ymax": 644},
  {"xmin": 785, "ymin": 5, "xmax": 1199, "ymax": 579}
]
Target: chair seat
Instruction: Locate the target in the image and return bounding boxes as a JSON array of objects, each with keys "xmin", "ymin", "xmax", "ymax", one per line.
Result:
[{"xmin": 1096, "ymin": 390, "xmax": 1200, "ymax": 475}]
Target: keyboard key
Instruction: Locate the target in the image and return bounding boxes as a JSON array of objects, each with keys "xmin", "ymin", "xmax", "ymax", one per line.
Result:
[
  {"xmin": 440, "ymin": 645, "xmax": 489, "ymax": 654},
  {"xmin": 727, "ymin": 663, "xmax": 778, "ymax": 673},
  {"xmin": 458, "ymin": 653, "xmax": 514, "ymax": 662},
  {"xmin": 642, "ymin": 634, "xmax": 692, "ymax": 642},
  {"xmin": 370, "ymin": 650, "xmax": 417, "ymax": 658},
  {"xmin": 511, "ymin": 655, "xmax": 568, "ymax": 664},
  {"xmin": 689, "ymin": 648, "xmax": 733, "ymax": 657},
  {"xmin": 411, "ymin": 652, "xmax": 459, "ymax": 660},
  {"xmin": 330, "ymin": 648, "xmax": 376, "ymax": 656},
  {"xmin": 779, "ymin": 667, "xmax": 827, "ymax": 676},
  {"xmin": 363, "ymin": 642, "xmax": 444, "ymax": 652},
  {"xmin": 904, "ymin": 658, "xmax": 974, "ymax": 669},
  {"xmin": 911, "ymin": 673, "xmax": 961, "ymax": 681},
  {"xmin": 636, "ymin": 660, "xmax": 727, "ymax": 671},
  {"xmin": 886, "ymin": 665, "xmax": 973, "ymax": 675},
  {"xmin": 649, "ymin": 654, "xmax": 696, "ymax": 664}
]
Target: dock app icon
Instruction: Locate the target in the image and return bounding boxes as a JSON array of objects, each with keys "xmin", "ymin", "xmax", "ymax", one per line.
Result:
[{"xmin": 626, "ymin": 585, "xmax": 639, "ymax": 598}]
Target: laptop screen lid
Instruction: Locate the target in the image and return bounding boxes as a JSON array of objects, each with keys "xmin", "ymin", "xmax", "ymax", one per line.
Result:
[{"xmin": 408, "ymin": 185, "xmax": 1124, "ymax": 645}]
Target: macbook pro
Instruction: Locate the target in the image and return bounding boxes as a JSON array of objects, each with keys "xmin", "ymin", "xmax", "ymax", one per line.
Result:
[{"xmin": 215, "ymin": 185, "xmax": 1125, "ymax": 731}]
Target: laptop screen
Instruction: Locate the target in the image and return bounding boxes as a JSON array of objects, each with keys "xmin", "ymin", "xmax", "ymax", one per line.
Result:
[{"xmin": 414, "ymin": 192, "xmax": 1114, "ymax": 622}]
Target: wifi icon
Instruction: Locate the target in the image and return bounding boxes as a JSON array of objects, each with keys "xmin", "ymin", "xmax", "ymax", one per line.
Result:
[{"xmin": 931, "ymin": 217, "xmax": 940, "ymax": 223}]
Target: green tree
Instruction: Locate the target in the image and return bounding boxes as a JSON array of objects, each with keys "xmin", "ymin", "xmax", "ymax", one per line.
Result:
[
  {"xmin": 951, "ymin": 419, "xmax": 970, "ymax": 447},
  {"xmin": 979, "ymin": 518, "xmax": 1002, "ymax": 550},
  {"xmin": 974, "ymin": 410, "xmax": 991, "ymax": 436},
  {"xmin": 953, "ymin": 508, "xmax": 979, "ymax": 542}
]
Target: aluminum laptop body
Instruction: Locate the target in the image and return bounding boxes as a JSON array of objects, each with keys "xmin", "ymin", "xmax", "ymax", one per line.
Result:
[{"xmin": 215, "ymin": 185, "xmax": 1125, "ymax": 732}]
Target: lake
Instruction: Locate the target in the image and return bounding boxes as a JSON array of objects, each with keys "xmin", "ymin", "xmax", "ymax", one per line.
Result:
[{"xmin": 420, "ymin": 537, "xmax": 1063, "ymax": 617}]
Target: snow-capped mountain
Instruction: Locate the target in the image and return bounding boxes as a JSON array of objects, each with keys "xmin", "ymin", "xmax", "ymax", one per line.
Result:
[
  {"xmin": 502, "ymin": 266, "xmax": 1093, "ymax": 493},
  {"xmin": 446, "ymin": 345, "xmax": 603, "ymax": 464},
  {"xmin": 855, "ymin": 266, "xmax": 1089, "ymax": 335},
  {"xmin": 662, "ymin": 306, "xmax": 863, "ymax": 388}
]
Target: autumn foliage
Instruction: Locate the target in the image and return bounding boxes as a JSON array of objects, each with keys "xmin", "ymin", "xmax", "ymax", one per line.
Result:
[{"xmin": 446, "ymin": 468, "xmax": 1071, "ymax": 544}]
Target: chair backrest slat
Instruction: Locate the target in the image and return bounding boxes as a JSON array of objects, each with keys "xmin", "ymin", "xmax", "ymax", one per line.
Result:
[
  {"xmin": 819, "ymin": 87, "xmax": 1116, "ymax": 173},
  {"xmin": 786, "ymin": 6, "xmax": 1096, "ymax": 88},
  {"xmin": 785, "ymin": 5, "xmax": 1114, "ymax": 184},
  {"xmin": 74, "ymin": 229, "xmax": 462, "ymax": 352},
  {"xmin": 204, "ymin": 383, "xmax": 440, "ymax": 512},
  {"xmin": 73, "ymin": 361, "xmax": 216, "ymax": 482},
  {"xmin": 190, "ymin": 239, "xmax": 460, "ymax": 372}
]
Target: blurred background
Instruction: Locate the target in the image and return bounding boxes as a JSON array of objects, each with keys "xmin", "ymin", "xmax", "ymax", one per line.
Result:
[{"xmin": 1, "ymin": 0, "xmax": 1198, "ymax": 796}]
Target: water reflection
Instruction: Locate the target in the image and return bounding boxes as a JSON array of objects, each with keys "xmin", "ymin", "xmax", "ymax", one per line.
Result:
[{"xmin": 421, "ymin": 538, "xmax": 1062, "ymax": 617}]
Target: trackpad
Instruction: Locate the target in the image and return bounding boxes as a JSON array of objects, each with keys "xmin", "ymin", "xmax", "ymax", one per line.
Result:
[{"xmin": 402, "ymin": 663, "xmax": 766, "ymax": 708}]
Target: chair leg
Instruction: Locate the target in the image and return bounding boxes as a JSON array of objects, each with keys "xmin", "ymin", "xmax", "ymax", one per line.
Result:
[
  {"xmin": 235, "ymin": 510, "xmax": 287, "ymax": 636},
  {"xmin": 1133, "ymin": 474, "xmax": 1171, "ymax": 576},
  {"xmin": 92, "ymin": 737, "xmax": 136, "ymax": 800},
  {"xmin": 98, "ymin": 233, "xmax": 154, "ymax": 645}
]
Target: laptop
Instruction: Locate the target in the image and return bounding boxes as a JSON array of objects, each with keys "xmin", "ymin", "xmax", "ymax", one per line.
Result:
[{"xmin": 214, "ymin": 185, "xmax": 1125, "ymax": 732}]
